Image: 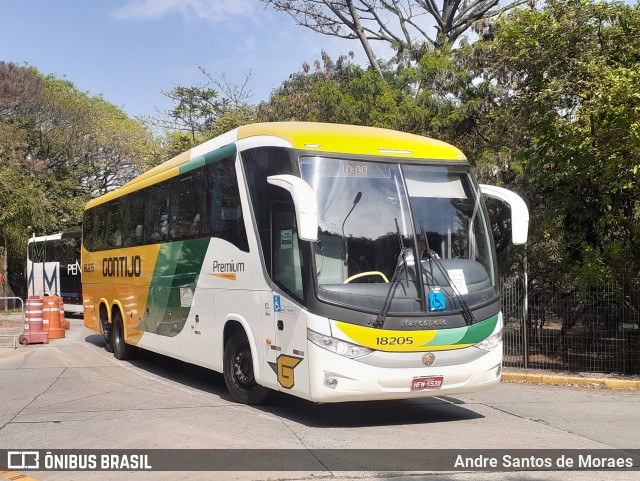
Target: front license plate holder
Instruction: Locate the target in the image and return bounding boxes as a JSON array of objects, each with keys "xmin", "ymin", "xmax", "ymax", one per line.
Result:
[{"xmin": 411, "ymin": 376, "xmax": 444, "ymax": 391}]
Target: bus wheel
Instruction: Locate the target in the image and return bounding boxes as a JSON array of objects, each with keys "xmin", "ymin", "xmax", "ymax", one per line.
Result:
[
  {"xmin": 100, "ymin": 306, "xmax": 114, "ymax": 353},
  {"xmin": 223, "ymin": 331, "xmax": 269, "ymax": 405},
  {"xmin": 113, "ymin": 311, "xmax": 137, "ymax": 360}
]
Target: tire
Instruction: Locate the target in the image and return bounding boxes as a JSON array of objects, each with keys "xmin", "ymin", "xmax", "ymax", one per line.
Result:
[
  {"xmin": 223, "ymin": 330, "xmax": 269, "ymax": 405},
  {"xmin": 113, "ymin": 311, "xmax": 137, "ymax": 360},
  {"xmin": 100, "ymin": 306, "xmax": 114, "ymax": 353}
]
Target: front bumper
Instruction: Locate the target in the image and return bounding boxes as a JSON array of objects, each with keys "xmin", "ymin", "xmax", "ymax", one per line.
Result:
[{"xmin": 307, "ymin": 342, "xmax": 502, "ymax": 403}]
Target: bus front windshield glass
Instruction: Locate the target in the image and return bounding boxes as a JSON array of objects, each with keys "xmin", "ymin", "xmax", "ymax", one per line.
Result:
[{"xmin": 299, "ymin": 156, "xmax": 497, "ymax": 316}]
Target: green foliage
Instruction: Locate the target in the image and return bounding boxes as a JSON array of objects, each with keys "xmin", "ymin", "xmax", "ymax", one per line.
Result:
[
  {"xmin": 2, "ymin": 0, "xmax": 639, "ymax": 295},
  {"xmin": 0, "ymin": 62, "xmax": 158, "ymax": 295},
  {"xmin": 258, "ymin": 51, "xmax": 412, "ymax": 128},
  {"xmin": 30, "ymin": 76, "xmax": 157, "ymax": 195},
  {"xmin": 485, "ymin": 0, "xmax": 640, "ymax": 279},
  {"xmin": 152, "ymin": 69, "xmax": 257, "ymax": 151},
  {"xmin": 161, "ymin": 84, "xmax": 222, "ymax": 140},
  {"xmin": 202, "ymin": 104, "xmax": 257, "ymax": 140},
  {"xmin": 161, "ymin": 131, "xmax": 198, "ymax": 160},
  {"xmin": 258, "ymin": 2, "xmax": 640, "ymax": 283}
]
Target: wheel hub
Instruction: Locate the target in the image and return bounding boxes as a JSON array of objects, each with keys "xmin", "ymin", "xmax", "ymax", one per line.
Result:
[{"xmin": 233, "ymin": 349, "xmax": 254, "ymax": 386}]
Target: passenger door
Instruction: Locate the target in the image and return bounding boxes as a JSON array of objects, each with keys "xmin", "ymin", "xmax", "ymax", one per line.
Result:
[{"xmin": 270, "ymin": 202, "xmax": 310, "ymax": 398}]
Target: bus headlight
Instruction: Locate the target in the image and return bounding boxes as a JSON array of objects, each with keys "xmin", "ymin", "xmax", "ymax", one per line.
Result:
[
  {"xmin": 473, "ymin": 329, "xmax": 502, "ymax": 352},
  {"xmin": 307, "ymin": 329, "xmax": 372, "ymax": 359}
]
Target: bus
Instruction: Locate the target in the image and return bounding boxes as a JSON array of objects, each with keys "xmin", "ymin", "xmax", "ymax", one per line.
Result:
[
  {"xmin": 81, "ymin": 122, "xmax": 528, "ymax": 404},
  {"xmin": 27, "ymin": 232, "xmax": 83, "ymax": 314}
]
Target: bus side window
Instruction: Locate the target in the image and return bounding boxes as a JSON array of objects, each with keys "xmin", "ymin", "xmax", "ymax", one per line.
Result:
[
  {"xmin": 202, "ymin": 158, "xmax": 249, "ymax": 252},
  {"xmin": 123, "ymin": 190, "xmax": 145, "ymax": 247},
  {"xmin": 271, "ymin": 202, "xmax": 304, "ymax": 300},
  {"xmin": 93, "ymin": 203, "xmax": 109, "ymax": 251},
  {"xmin": 29, "ymin": 240, "xmax": 45, "ymax": 263},
  {"xmin": 106, "ymin": 200, "xmax": 123, "ymax": 248},
  {"xmin": 82, "ymin": 209, "xmax": 94, "ymax": 252},
  {"xmin": 146, "ymin": 183, "xmax": 170, "ymax": 244},
  {"xmin": 171, "ymin": 173, "xmax": 200, "ymax": 240}
]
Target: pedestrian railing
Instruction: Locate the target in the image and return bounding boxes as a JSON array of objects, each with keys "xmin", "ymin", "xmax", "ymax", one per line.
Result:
[
  {"xmin": 501, "ymin": 276, "xmax": 640, "ymax": 375},
  {"xmin": 0, "ymin": 297, "xmax": 25, "ymax": 349}
]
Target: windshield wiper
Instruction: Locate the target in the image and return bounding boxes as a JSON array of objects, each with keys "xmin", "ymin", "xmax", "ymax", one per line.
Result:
[
  {"xmin": 426, "ymin": 254, "xmax": 476, "ymax": 325},
  {"xmin": 372, "ymin": 218, "xmax": 411, "ymax": 329},
  {"xmin": 420, "ymin": 224, "xmax": 476, "ymax": 325}
]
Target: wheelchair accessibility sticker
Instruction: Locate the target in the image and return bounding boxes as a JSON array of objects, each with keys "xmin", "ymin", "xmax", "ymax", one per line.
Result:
[
  {"xmin": 273, "ymin": 295, "xmax": 281, "ymax": 313},
  {"xmin": 429, "ymin": 291, "xmax": 446, "ymax": 311}
]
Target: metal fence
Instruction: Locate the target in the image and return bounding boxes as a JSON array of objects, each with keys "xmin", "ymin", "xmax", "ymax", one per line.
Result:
[
  {"xmin": 500, "ymin": 276, "xmax": 640, "ymax": 375},
  {"xmin": 0, "ymin": 297, "xmax": 25, "ymax": 349}
]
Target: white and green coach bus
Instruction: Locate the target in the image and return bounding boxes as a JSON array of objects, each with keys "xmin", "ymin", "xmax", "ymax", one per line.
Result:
[{"xmin": 82, "ymin": 122, "xmax": 528, "ymax": 404}]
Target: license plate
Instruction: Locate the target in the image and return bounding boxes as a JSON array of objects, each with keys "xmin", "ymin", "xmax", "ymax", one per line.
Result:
[{"xmin": 411, "ymin": 376, "xmax": 444, "ymax": 391}]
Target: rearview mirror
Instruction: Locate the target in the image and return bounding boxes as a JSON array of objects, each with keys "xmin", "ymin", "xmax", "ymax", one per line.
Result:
[
  {"xmin": 267, "ymin": 175, "xmax": 318, "ymax": 242},
  {"xmin": 479, "ymin": 184, "xmax": 529, "ymax": 245}
]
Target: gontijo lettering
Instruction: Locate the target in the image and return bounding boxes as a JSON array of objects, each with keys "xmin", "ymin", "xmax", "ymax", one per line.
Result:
[{"xmin": 102, "ymin": 256, "xmax": 142, "ymax": 277}]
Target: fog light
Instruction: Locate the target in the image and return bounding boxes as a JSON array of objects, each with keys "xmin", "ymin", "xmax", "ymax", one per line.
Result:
[
  {"xmin": 324, "ymin": 377, "xmax": 338, "ymax": 389},
  {"xmin": 421, "ymin": 352, "xmax": 436, "ymax": 366}
]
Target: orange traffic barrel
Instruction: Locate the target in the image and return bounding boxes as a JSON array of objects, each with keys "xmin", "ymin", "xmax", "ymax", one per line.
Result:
[
  {"xmin": 25, "ymin": 296, "xmax": 44, "ymax": 332},
  {"xmin": 20, "ymin": 296, "xmax": 49, "ymax": 345},
  {"xmin": 58, "ymin": 296, "xmax": 70, "ymax": 329},
  {"xmin": 46, "ymin": 295, "xmax": 65, "ymax": 340},
  {"xmin": 42, "ymin": 296, "xmax": 51, "ymax": 332}
]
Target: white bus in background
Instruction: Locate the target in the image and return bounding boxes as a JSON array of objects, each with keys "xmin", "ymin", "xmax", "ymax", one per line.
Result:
[
  {"xmin": 27, "ymin": 232, "xmax": 83, "ymax": 314},
  {"xmin": 82, "ymin": 122, "xmax": 528, "ymax": 404}
]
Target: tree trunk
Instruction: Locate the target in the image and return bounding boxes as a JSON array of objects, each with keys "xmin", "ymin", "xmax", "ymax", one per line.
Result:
[{"xmin": 346, "ymin": 1, "xmax": 384, "ymax": 77}]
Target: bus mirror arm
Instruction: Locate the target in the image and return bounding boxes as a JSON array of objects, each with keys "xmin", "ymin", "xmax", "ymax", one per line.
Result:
[
  {"xmin": 479, "ymin": 184, "xmax": 529, "ymax": 245},
  {"xmin": 267, "ymin": 175, "xmax": 319, "ymax": 242}
]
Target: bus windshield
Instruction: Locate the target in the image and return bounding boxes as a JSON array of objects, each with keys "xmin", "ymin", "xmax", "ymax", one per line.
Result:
[{"xmin": 300, "ymin": 156, "xmax": 497, "ymax": 316}]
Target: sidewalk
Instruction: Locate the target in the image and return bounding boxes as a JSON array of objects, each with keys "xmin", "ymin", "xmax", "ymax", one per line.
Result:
[{"xmin": 502, "ymin": 368, "xmax": 640, "ymax": 390}]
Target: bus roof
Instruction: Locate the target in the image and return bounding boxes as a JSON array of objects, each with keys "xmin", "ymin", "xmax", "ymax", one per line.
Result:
[
  {"xmin": 86, "ymin": 122, "xmax": 467, "ymax": 209},
  {"xmin": 237, "ymin": 122, "xmax": 466, "ymax": 160},
  {"xmin": 28, "ymin": 232, "xmax": 81, "ymax": 243}
]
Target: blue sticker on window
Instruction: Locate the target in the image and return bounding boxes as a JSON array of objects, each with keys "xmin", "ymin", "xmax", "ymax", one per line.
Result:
[
  {"xmin": 429, "ymin": 291, "xmax": 446, "ymax": 311},
  {"xmin": 273, "ymin": 295, "xmax": 281, "ymax": 312}
]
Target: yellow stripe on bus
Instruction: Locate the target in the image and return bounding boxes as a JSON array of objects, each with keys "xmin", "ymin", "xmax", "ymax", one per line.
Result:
[{"xmin": 334, "ymin": 321, "xmax": 438, "ymax": 352}]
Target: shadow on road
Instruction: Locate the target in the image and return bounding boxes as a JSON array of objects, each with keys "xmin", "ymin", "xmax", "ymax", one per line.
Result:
[
  {"xmin": 267, "ymin": 395, "xmax": 483, "ymax": 428},
  {"xmin": 86, "ymin": 335, "xmax": 484, "ymax": 428}
]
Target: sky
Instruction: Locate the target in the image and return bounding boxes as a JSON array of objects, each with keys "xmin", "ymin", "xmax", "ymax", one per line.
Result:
[{"xmin": 0, "ymin": 0, "xmax": 363, "ymax": 119}]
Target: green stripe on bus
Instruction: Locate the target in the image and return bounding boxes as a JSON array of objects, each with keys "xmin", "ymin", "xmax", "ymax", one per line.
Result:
[
  {"xmin": 457, "ymin": 314, "xmax": 499, "ymax": 345},
  {"xmin": 421, "ymin": 314, "xmax": 499, "ymax": 348},
  {"xmin": 141, "ymin": 238, "xmax": 210, "ymax": 337},
  {"xmin": 179, "ymin": 143, "xmax": 237, "ymax": 175}
]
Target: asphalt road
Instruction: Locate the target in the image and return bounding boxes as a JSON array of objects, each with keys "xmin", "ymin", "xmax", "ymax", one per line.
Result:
[{"xmin": 0, "ymin": 318, "xmax": 638, "ymax": 481}]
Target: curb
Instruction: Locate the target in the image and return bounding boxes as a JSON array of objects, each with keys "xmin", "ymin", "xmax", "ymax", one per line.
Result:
[{"xmin": 501, "ymin": 372, "xmax": 640, "ymax": 390}]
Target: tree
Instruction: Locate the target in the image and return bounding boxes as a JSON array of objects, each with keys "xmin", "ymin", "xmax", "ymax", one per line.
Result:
[
  {"xmin": 157, "ymin": 84, "xmax": 222, "ymax": 141},
  {"xmin": 151, "ymin": 69, "xmax": 256, "ymax": 146},
  {"xmin": 258, "ymin": 51, "xmax": 413, "ymax": 127},
  {"xmin": 261, "ymin": 0, "xmax": 530, "ymax": 74},
  {"xmin": 0, "ymin": 62, "xmax": 44, "ymax": 122},
  {"xmin": 0, "ymin": 116, "xmax": 53, "ymax": 296},
  {"xmin": 0, "ymin": 62, "xmax": 158, "ymax": 295},
  {"xmin": 482, "ymin": 0, "xmax": 640, "ymax": 280},
  {"xmin": 26, "ymin": 76, "xmax": 157, "ymax": 196},
  {"xmin": 198, "ymin": 69, "xmax": 257, "ymax": 139}
]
